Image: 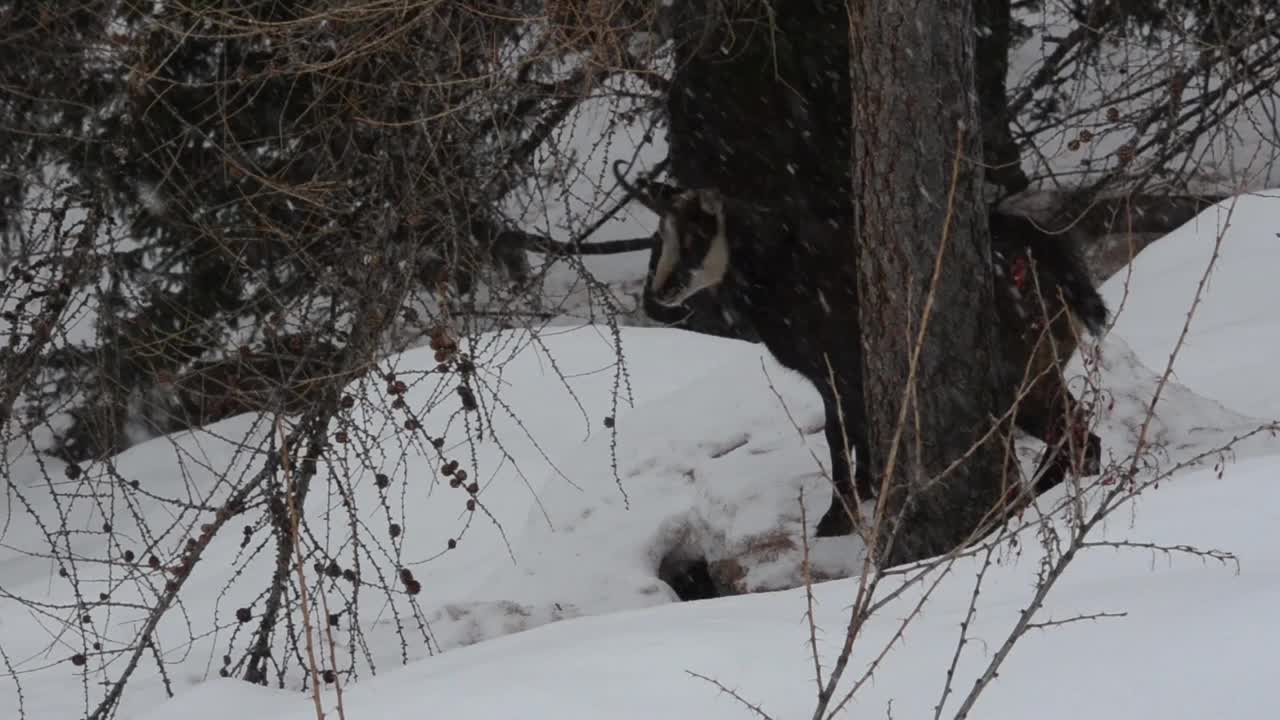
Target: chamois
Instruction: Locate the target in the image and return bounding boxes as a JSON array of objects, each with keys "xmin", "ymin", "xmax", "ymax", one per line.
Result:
[
  {"xmin": 616, "ymin": 162, "xmax": 1107, "ymax": 536},
  {"xmin": 988, "ymin": 211, "xmax": 1106, "ymax": 496}
]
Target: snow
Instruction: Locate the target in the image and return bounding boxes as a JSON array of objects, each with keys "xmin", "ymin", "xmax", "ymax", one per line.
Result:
[
  {"xmin": 129, "ymin": 455, "xmax": 1278, "ymax": 720},
  {"xmin": 4, "ymin": 186, "xmax": 1280, "ymax": 719},
  {"xmin": 1100, "ymin": 190, "xmax": 1280, "ymax": 421}
]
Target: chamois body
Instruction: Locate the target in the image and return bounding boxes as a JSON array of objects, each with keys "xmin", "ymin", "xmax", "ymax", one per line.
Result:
[
  {"xmin": 989, "ymin": 212, "xmax": 1106, "ymax": 494},
  {"xmin": 618, "ymin": 164, "xmax": 1107, "ymax": 537}
]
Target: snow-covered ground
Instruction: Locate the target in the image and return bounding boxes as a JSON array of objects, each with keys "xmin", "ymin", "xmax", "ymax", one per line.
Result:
[
  {"xmin": 130, "ymin": 454, "xmax": 1279, "ymax": 720},
  {"xmin": 3, "ymin": 181, "xmax": 1278, "ymax": 718}
]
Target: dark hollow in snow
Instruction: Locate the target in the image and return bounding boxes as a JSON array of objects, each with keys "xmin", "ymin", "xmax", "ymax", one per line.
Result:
[{"xmin": 658, "ymin": 551, "xmax": 720, "ymax": 602}]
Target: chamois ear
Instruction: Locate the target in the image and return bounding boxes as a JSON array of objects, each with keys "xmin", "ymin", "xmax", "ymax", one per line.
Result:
[{"xmin": 613, "ymin": 160, "xmax": 680, "ymax": 215}]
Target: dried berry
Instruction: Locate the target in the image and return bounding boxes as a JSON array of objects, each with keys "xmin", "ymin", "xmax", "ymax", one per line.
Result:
[
  {"xmin": 102, "ymin": 522, "xmax": 111, "ymax": 533},
  {"xmin": 465, "ymin": 499, "xmax": 476, "ymax": 512},
  {"xmin": 328, "ymin": 614, "xmax": 340, "ymax": 628},
  {"xmin": 392, "ymin": 397, "xmax": 406, "ymax": 409},
  {"xmin": 603, "ymin": 416, "xmax": 615, "ymax": 429},
  {"xmin": 456, "ymin": 386, "xmax": 477, "ymax": 411},
  {"xmin": 1068, "ymin": 139, "xmax": 1080, "ymax": 152},
  {"xmin": 1106, "ymin": 106, "xmax": 1120, "ymax": 122},
  {"xmin": 123, "ymin": 549, "xmax": 136, "ymax": 563},
  {"xmin": 431, "ymin": 437, "xmax": 444, "ymax": 449},
  {"xmin": 322, "ymin": 669, "xmax": 336, "ymax": 684},
  {"xmin": 404, "ymin": 418, "xmax": 420, "ymax": 431},
  {"xmin": 1078, "ymin": 129, "xmax": 1094, "ymax": 143},
  {"xmin": 398, "ymin": 568, "xmax": 414, "ymax": 584},
  {"xmin": 58, "ymin": 567, "xmax": 68, "ymax": 578},
  {"xmin": 467, "ymin": 482, "xmax": 479, "ymax": 495},
  {"xmin": 341, "ymin": 568, "xmax": 357, "ymax": 583},
  {"xmin": 449, "ymin": 476, "xmax": 462, "ymax": 489},
  {"xmin": 65, "ymin": 463, "xmax": 82, "ymax": 480},
  {"xmin": 442, "ymin": 460, "xmax": 458, "ymax": 476},
  {"xmin": 129, "ymin": 480, "xmax": 140, "ymax": 489},
  {"xmin": 389, "ymin": 523, "xmax": 401, "ymax": 539},
  {"xmin": 447, "ymin": 538, "xmax": 457, "ymax": 550},
  {"xmin": 148, "ymin": 555, "xmax": 160, "ymax": 569},
  {"xmin": 428, "ymin": 328, "xmax": 455, "ymax": 351},
  {"xmin": 98, "ymin": 592, "xmax": 109, "ymax": 601},
  {"xmin": 325, "ymin": 560, "xmax": 342, "ymax": 578},
  {"xmin": 70, "ymin": 654, "xmax": 87, "ymax": 667},
  {"xmin": 236, "ymin": 607, "xmax": 252, "ymax": 623},
  {"xmin": 404, "ymin": 579, "xmax": 422, "ymax": 596},
  {"xmin": 334, "ymin": 430, "xmax": 349, "ymax": 444},
  {"xmin": 374, "ymin": 473, "xmax": 390, "ymax": 489},
  {"xmin": 340, "ymin": 395, "xmax": 355, "ymax": 409}
]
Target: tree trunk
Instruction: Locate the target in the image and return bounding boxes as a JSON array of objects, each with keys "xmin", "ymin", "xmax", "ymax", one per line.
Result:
[
  {"xmin": 849, "ymin": 0, "xmax": 1013, "ymax": 566},
  {"xmin": 975, "ymin": 0, "xmax": 1030, "ymax": 196}
]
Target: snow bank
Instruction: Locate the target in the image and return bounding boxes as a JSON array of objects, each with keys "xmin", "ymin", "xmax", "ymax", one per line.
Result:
[
  {"xmin": 4, "ymin": 190, "xmax": 1280, "ymax": 719},
  {"xmin": 134, "ymin": 454, "xmax": 1280, "ymax": 720},
  {"xmin": 1098, "ymin": 189, "xmax": 1280, "ymax": 421}
]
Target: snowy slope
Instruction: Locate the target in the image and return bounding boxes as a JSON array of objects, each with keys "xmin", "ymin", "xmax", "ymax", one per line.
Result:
[
  {"xmin": 1099, "ymin": 190, "xmax": 1280, "ymax": 421},
  {"xmin": 4, "ymin": 189, "xmax": 1279, "ymax": 718},
  {"xmin": 131, "ymin": 456, "xmax": 1279, "ymax": 720}
]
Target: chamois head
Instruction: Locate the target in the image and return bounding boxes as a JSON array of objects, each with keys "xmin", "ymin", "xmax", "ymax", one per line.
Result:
[{"xmin": 613, "ymin": 161, "xmax": 731, "ymax": 308}]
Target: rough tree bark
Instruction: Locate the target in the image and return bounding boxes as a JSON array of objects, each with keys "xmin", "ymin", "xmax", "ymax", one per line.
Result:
[{"xmin": 849, "ymin": 0, "xmax": 1014, "ymax": 566}]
